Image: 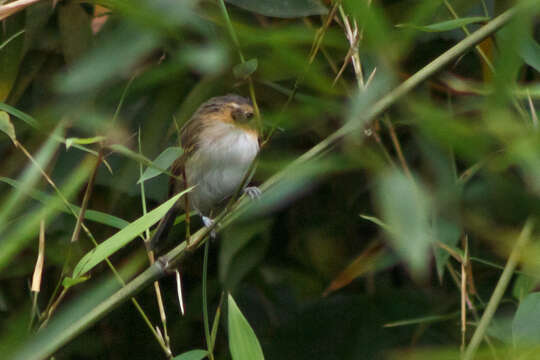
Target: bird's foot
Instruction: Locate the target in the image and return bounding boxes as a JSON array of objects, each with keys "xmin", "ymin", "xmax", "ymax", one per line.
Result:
[
  {"xmin": 244, "ymin": 186, "xmax": 262, "ymax": 200},
  {"xmin": 201, "ymin": 215, "xmax": 216, "ymax": 239}
]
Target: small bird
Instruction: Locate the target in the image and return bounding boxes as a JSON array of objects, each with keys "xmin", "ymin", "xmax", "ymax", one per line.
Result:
[{"xmin": 149, "ymin": 94, "xmax": 260, "ymax": 248}]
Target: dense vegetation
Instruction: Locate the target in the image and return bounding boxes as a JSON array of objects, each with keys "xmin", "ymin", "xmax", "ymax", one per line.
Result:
[{"xmin": 0, "ymin": 0, "xmax": 539, "ymax": 359}]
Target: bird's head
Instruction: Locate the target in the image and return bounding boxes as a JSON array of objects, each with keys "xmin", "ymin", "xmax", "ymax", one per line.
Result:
[{"xmin": 199, "ymin": 94, "xmax": 255, "ymax": 127}]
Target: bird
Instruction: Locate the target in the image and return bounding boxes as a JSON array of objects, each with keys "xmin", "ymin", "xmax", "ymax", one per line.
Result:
[{"xmin": 149, "ymin": 94, "xmax": 261, "ymax": 249}]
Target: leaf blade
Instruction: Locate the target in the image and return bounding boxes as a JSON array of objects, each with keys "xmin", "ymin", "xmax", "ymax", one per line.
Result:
[
  {"xmin": 72, "ymin": 189, "xmax": 189, "ymax": 278},
  {"xmin": 228, "ymin": 294, "xmax": 264, "ymax": 360}
]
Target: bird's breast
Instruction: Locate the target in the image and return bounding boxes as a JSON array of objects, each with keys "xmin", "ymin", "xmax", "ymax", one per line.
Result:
[{"xmin": 185, "ymin": 122, "xmax": 259, "ymax": 214}]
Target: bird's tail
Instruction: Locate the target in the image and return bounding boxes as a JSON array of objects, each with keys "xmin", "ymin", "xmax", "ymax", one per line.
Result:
[{"xmin": 147, "ymin": 207, "xmax": 177, "ymax": 251}]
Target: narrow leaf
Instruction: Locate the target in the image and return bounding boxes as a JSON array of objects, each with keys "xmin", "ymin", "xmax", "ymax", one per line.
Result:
[
  {"xmin": 62, "ymin": 276, "xmax": 89, "ymax": 288},
  {"xmin": 225, "ymin": 0, "xmax": 327, "ymax": 18},
  {"xmin": 323, "ymin": 241, "xmax": 391, "ymax": 296},
  {"xmin": 138, "ymin": 147, "xmax": 183, "ymax": 184},
  {"xmin": 375, "ymin": 170, "xmax": 432, "ymax": 278},
  {"xmin": 0, "ymin": 110, "xmax": 16, "ymax": 143},
  {"xmin": 396, "ymin": 17, "xmax": 489, "ymax": 33},
  {"xmin": 0, "ymin": 177, "xmax": 130, "ymax": 229},
  {"xmin": 228, "ymin": 294, "xmax": 264, "ymax": 360},
  {"xmin": 172, "ymin": 350, "xmax": 208, "ymax": 360},
  {"xmin": 65, "ymin": 136, "xmax": 105, "ymax": 149},
  {"xmin": 233, "ymin": 59, "xmax": 258, "ymax": 80},
  {"xmin": 72, "ymin": 190, "xmax": 189, "ymax": 278},
  {"xmin": 519, "ymin": 33, "xmax": 540, "ymax": 72}
]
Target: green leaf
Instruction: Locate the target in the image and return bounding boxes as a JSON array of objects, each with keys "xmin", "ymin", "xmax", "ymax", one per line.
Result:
[
  {"xmin": 396, "ymin": 17, "xmax": 489, "ymax": 33},
  {"xmin": 375, "ymin": 170, "xmax": 432, "ymax": 278},
  {"xmin": 0, "ymin": 177, "xmax": 130, "ymax": 229},
  {"xmin": 0, "ymin": 14, "xmax": 24, "ymax": 101},
  {"xmin": 228, "ymin": 294, "xmax": 264, "ymax": 360},
  {"xmin": 0, "ymin": 102, "xmax": 39, "ymax": 128},
  {"xmin": 0, "ymin": 110, "xmax": 16, "ymax": 143},
  {"xmin": 0, "ymin": 29, "xmax": 24, "ymax": 51},
  {"xmin": 519, "ymin": 33, "xmax": 540, "ymax": 72},
  {"xmin": 62, "ymin": 276, "xmax": 90, "ymax": 288},
  {"xmin": 513, "ymin": 292, "xmax": 540, "ymax": 345},
  {"xmin": 56, "ymin": 26, "xmax": 158, "ymax": 93},
  {"xmin": 0, "ymin": 125, "xmax": 63, "ymax": 232},
  {"xmin": 72, "ymin": 190, "xmax": 189, "ymax": 278},
  {"xmin": 172, "ymin": 349, "xmax": 208, "ymax": 360},
  {"xmin": 225, "ymin": 0, "xmax": 327, "ymax": 18},
  {"xmin": 359, "ymin": 214, "xmax": 392, "ymax": 233},
  {"xmin": 65, "ymin": 136, "xmax": 106, "ymax": 149},
  {"xmin": 512, "ymin": 274, "xmax": 538, "ymax": 301},
  {"xmin": 110, "ymin": 143, "xmax": 179, "ymax": 179},
  {"xmin": 137, "ymin": 146, "xmax": 183, "ymax": 184},
  {"xmin": 233, "ymin": 59, "xmax": 258, "ymax": 80}
]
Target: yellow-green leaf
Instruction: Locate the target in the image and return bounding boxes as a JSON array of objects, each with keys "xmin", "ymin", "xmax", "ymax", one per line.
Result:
[{"xmin": 228, "ymin": 294, "xmax": 264, "ymax": 360}]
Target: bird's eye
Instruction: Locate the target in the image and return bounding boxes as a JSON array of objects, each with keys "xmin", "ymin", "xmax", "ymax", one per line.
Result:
[{"xmin": 245, "ymin": 111, "xmax": 254, "ymax": 119}]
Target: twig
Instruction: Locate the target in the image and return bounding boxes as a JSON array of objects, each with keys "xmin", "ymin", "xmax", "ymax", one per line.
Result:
[{"xmin": 463, "ymin": 220, "xmax": 534, "ymax": 360}]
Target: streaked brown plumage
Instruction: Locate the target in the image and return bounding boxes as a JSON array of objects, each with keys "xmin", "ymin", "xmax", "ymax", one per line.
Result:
[{"xmin": 149, "ymin": 94, "xmax": 260, "ymax": 248}]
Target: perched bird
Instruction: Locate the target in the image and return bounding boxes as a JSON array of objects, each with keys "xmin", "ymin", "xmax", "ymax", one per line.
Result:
[{"xmin": 149, "ymin": 94, "xmax": 260, "ymax": 248}]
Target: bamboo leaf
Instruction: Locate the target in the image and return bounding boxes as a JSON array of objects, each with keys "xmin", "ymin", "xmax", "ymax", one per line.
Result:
[
  {"xmin": 519, "ymin": 33, "xmax": 540, "ymax": 72},
  {"xmin": 233, "ymin": 59, "xmax": 258, "ymax": 80},
  {"xmin": 0, "ymin": 110, "xmax": 16, "ymax": 144},
  {"xmin": 396, "ymin": 17, "xmax": 489, "ymax": 33},
  {"xmin": 375, "ymin": 170, "xmax": 432, "ymax": 278},
  {"xmin": 72, "ymin": 190, "xmax": 189, "ymax": 278},
  {"xmin": 228, "ymin": 294, "xmax": 264, "ymax": 360},
  {"xmin": 65, "ymin": 136, "xmax": 106, "ymax": 149},
  {"xmin": 172, "ymin": 350, "xmax": 209, "ymax": 360},
  {"xmin": 225, "ymin": 0, "xmax": 327, "ymax": 18},
  {"xmin": 0, "ymin": 177, "xmax": 130, "ymax": 229},
  {"xmin": 137, "ymin": 146, "xmax": 183, "ymax": 184}
]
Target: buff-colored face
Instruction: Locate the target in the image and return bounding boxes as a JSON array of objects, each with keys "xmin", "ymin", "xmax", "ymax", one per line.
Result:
[{"xmin": 228, "ymin": 101, "xmax": 254, "ymax": 124}]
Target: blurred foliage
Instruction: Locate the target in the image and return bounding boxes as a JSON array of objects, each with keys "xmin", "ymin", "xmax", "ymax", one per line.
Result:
[{"xmin": 0, "ymin": 0, "xmax": 539, "ymax": 359}]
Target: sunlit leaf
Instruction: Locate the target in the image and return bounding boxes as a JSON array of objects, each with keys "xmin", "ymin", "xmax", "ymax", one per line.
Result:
[
  {"xmin": 225, "ymin": 0, "xmax": 327, "ymax": 18},
  {"xmin": 396, "ymin": 17, "xmax": 489, "ymax": 33},
  {"xmin": 72, "ymin": 190, "xmax": 189, "ymax": 278},
  {"xmin": 228, "ymin": 294, "xmax": 264, "ymax": 360},
  {"xmin": 65, "ymin": 136, "xmax": 106, "ymax": 149},
  {"xmin": 137, "ymin": 146, "xmax": 183, "ymax": 184},
  {"xmin": 62, "ymin": 276, "xmax": 90, "ymax": 288}
]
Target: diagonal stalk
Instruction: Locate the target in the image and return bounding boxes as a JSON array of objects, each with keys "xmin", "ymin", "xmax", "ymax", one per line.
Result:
[{"xmin": 463, "ymin": 220, "xmax": 534, "ymax": 360}]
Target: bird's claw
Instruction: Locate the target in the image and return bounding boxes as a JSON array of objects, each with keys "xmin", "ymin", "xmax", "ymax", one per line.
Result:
[
  {"xmin": 244, "ymin": 186, "xmax": 262, "ymax": 200},
  {"xmin": 201, "ymin": 215, "xmax": 216, "ymax": 239}
]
